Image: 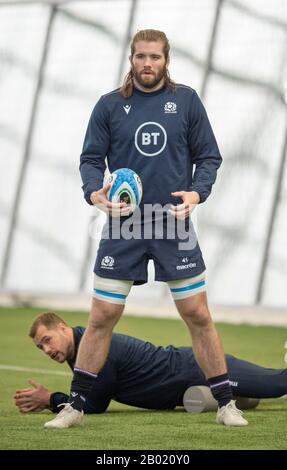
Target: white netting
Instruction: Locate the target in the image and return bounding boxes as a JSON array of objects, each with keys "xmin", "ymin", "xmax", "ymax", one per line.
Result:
[{"xmin": 0, "ymin": 0, "xmax": 286, "ymax": 308}]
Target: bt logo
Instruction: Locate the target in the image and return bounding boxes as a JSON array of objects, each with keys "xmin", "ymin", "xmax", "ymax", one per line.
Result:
[
  {"xmin": 135, "ymin": 121, "xmax": 167, "ymax": 157},
  {"xmin": 142, "ymin": 132, "xmax": 160, "ymax": 145}
]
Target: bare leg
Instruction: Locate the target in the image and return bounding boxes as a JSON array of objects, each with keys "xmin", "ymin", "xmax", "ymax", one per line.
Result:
[
  {"xmin": 174, "ymin": 291, "xmax": 248, "ymax": 425},
  {"xmin": 174, "ymin": 291, "xmax": 226, "ymax": 378},
  {"xmin": 44, "ymin": 297, "xmax": 125, "ymax": 428},
  {"xmin": 75, "ymin": 297, "xmax": 124, "ymax": 374}
]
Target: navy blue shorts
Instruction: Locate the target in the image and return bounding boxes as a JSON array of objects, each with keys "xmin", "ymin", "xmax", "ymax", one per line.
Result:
[{"xmin": 94, "ymin": 219, "xmax": 206, "ymax": 285}]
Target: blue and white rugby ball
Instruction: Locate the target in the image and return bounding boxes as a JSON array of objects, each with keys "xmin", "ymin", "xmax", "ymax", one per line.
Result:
[{"xmin": 106, "ymin": 168, "xmax": 142, "ymax": 213}]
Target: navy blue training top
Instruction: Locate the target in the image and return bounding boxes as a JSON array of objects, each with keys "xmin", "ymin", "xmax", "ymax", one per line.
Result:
[
  {"xmin": 49, "ymin": 328, "xmax": 287, "ymax": 412},
  {"xmin": 50, "ymin": 327, "xmax": 201, "ymax": 413},
  {"xmin": 80, "ymin": 85, "xmax": 222, "ymax": 207}
]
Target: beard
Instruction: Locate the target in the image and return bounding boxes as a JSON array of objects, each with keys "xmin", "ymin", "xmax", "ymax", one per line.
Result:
[{"xmin": 132, "ymin": 65, "xmax": 167, "ymax": 89}]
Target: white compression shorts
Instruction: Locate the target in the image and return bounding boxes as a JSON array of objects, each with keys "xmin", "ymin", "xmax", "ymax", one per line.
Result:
[
  {"xmin": 167, "ymin": 271, "xmax": 206, "ymax": 300},
  {"xmin": 93, "ymin": 272, "xmax": 206, "ymax": 305},
  {"xmin": 93, "ymin": 274, "xmax": 133, "ymax": 305}
]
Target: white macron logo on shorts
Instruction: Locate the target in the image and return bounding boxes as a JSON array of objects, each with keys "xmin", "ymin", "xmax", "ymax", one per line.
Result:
[
  {"xmin": 176, "ymin": 258, "xmax": 197, "ymax": 270},
  {"xmin": 101, "ymin": 256, "xmax": 115, "ymax": 269}
]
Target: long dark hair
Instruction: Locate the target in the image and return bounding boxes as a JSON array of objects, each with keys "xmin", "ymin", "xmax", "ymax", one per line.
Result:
[{"xmin": 120, "ymin": 29, "xmax": 176, "ymax": 98}]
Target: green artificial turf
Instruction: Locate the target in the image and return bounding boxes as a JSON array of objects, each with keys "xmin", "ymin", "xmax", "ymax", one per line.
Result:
[{"xmin": 0, "ymin": 306, "xmax": 286, "ymax": 450}]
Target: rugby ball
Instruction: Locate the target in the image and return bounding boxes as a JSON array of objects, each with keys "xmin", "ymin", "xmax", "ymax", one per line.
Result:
[{"xmin": 106, "ymin": 168, "xmax": 142, "ymax": 214}]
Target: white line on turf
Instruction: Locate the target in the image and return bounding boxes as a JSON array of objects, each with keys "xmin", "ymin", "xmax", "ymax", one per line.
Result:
[{"xmin": 0, "ymin": 364, "xmax": 70, "ymax": 376}]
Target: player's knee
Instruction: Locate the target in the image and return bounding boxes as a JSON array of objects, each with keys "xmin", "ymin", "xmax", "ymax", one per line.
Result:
[
  {"xmin": 93, "ymin": 274, "xmax": 132, "ymax": 305},
  {"xmin": 181, "ymin": 305, "xmax": 211, "ymax": 327},
  {"xmin": 88, "ymin": 311, "xmax": 116, "ymax": 330}
]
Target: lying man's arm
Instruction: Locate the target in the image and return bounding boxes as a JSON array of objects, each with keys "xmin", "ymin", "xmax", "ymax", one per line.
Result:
[
  {"xmin": 50, "ymin": 386, "xmax": 112, "ymax": 414},
  {"xmin": 14, "ymin": 371, "xmax": 114, "ymax": 414}
]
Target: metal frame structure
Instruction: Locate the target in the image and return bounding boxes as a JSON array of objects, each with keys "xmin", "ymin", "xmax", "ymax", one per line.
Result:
[{"xmin": 0, "ymin": 0, "xmax": 286, "ymax": 305}]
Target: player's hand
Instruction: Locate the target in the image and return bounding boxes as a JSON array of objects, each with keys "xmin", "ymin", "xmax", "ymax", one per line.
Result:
[
  {"xmin": 14, "ymin": 379, "xmax": 51, "ymax": 413},
  {"xmin": 90, "ymin": 184, "xmax": 130, "ymax": 217},
  {"xmin": 169, "ymin": 191, "xmax": 200, "ymax": 219}
]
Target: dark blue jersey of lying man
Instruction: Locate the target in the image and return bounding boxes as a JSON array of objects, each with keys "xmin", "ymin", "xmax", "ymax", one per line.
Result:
[{"xmin": 14, "ymin": 313, "xmax": 287, "ymax": 414}]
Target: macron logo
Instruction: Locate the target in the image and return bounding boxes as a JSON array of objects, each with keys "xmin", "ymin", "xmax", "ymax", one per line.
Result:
[{"xmin": 123, "ymin": 105, "xmax": 131, "ymax": 115}]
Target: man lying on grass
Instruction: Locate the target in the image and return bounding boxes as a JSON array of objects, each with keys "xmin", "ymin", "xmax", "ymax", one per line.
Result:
[{"xmin": 14, "ymin": 313, "xmax": 287, "ymax": 417}]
